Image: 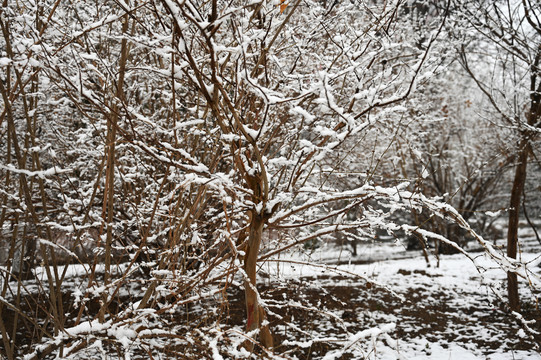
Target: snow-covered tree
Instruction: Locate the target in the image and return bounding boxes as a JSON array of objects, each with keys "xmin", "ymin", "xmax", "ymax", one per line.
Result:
[
  {"xmin": 3, "ymin": 1, "xmax": 539, "ymax": 358},
  {"xmin": 455, "ymin": 0, "xmax": 541, "ymax": 311}
]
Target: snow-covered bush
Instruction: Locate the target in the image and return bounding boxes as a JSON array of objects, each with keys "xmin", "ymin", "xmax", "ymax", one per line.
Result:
[{"xmin": 1, "ymin": 0, "xmax": 539, "ymax": 358}]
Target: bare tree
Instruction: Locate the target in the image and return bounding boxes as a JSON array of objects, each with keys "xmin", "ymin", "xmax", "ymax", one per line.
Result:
[
  {"xmin": 8, "ymin": 1, "xmax": 541, "ymax": 358},
  {"xmin": 457, "ymin": 0, "xmax": 541, "ymax": 312}
]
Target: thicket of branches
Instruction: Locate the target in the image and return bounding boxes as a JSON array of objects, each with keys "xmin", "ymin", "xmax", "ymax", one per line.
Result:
[{"xmin": 0, "ymin": 0, "xmax": 540, "ymax": 359}]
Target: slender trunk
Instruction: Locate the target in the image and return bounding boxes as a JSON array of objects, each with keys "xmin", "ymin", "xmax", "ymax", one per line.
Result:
[
  {"xmin": 99, "ymin": 14, "xmax": 130, "ymax": 322},
  {"xmin": 243, "ymin": 213, "xmax": 273, "ymax": 350},
  {"xmin": 506, "ymin": 36, "xmax": 540, "ymax": 313},
  {"xmin": 507, "ymin": 141, "xmax": 529, "ymax": 312}
]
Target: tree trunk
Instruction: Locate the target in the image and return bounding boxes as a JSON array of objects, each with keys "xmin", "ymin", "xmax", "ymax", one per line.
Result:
[
  {"xmin": 243, "ymin": 213, "xmax": 273, "ymax": 350},
  {"xmin": 506, "ymin": 38, "xmax": 540, "ymax": 313},
  {"xmin": 99, "ymin": 14, "xmax": 130, "ymax": 322},
  {"xmin": 507, "ymin": 141, "xmax": 529, "ymax": 312}
]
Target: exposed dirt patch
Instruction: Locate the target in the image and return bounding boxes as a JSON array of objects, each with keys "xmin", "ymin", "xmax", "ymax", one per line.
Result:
[
  {"xmin": 213, "ymin": 274, "xmax": 541, "ymax": 359},
  {"xmin": 3, "ymin": 268, "xmax": 540, "ymax": 359}
]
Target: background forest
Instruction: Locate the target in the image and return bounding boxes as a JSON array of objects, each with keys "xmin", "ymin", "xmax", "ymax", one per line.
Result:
[{"xmin": 1, "ymin": 0, "xmax": 540, "ymax": 359}]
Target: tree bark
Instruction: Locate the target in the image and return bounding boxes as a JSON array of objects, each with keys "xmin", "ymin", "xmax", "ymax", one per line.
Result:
[
  {"xmin": 506, "ymin": 141, "xmax": 529, "ymax": 312},
  {"xmin": 506, "ymin": 42, "xmax": 540, "ymax": 313},
  {"xmin": 243, "ymin": 213, "xmax": 273, "ymax": 350},
  {"xmin": 99, "ymin": 13, "xmax": 130, "ymax": 322}
]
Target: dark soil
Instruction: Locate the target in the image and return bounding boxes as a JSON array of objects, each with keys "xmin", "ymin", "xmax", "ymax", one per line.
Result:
[
  {"xmin": 182, "ymin": 270, "xmax": 541, "ymax": 359},
  {"xmin": 2, "ymin": 269, "xmax": 540, "ymax": 359}
]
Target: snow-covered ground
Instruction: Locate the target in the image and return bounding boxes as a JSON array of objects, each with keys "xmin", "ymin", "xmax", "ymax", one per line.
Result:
[
  {"xmin": 256, "ymin": 236, "xmax": 541, "ymax": 360},
  {"xmin": 3, "ymin": 233, "xmax": 540, "ymax": 359}
]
